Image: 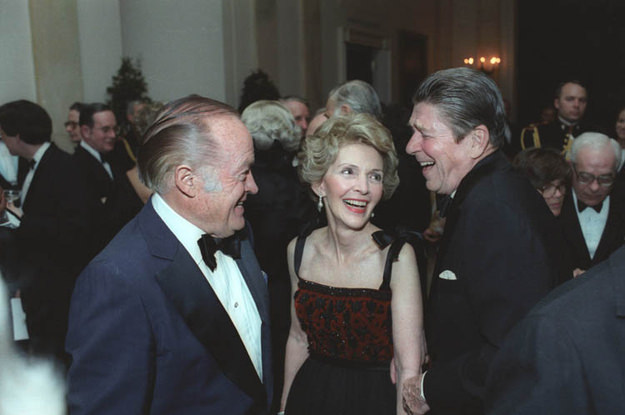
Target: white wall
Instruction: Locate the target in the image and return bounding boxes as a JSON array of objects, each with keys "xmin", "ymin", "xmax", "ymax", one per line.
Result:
[
  {"xmin": 223, "ymin": 0, "xmax": 257, "ymax": 107},
  {"xmin": 0, "ymin": 0, "xmax": 37, "ymax": 103},
  {"xmin": 77, "ymin": 0, "xmax": 123, "ymax": 102},
  {"xmin": 120, "ymin": 0, "xmax": 230, "ymax": 104}
]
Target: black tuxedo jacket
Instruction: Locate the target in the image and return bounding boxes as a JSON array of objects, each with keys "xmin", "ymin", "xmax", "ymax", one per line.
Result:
[
  {"xmin": 558, "ymin": 184, "xmax": 625, "ymax": 271},
  {"xmin": 424, "ymin": 151, "xmax": 564, "ymax": 415},
  {"xmin": 15, "ymin": 143, "xmax": 92, "ymax": 356},
  {"xmin": 67, "ymin": 200, "xmax": 273, "ymax": 414},
  {"xmin": 72, "ymin": 145, "xmax": 142, "ymax": 254},
  {"xmin": 486, "ymin": 245, "xmax": 625, "ymax": 414}
]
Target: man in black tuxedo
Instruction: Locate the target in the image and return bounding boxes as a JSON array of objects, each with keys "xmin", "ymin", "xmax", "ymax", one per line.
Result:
[
  {"xmin": 66, "ymin": 96, "xmax": 273, "ymax": 415},
  {"xmin": 558, "ymin": 132, "xmax": 625, "ymax": 275},
  {"xmin": 402, "ymin": 68, "xmax": 565, "ymax": 415},
  {"xmin": 0, "ymin": 100, "xmax": 91, "ymax": 362},
  {"xmin": 486, "ymin": 245, "xmax": 625, "ymax": 414},
  {"xmin": 74, "ymin": 103, "xmax": 142, "ymax": 255}
]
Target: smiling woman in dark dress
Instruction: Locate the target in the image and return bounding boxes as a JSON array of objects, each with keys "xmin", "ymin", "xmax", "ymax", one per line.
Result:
[{"xmin": 279, "ymin": 113, "xmax": 426, "ymax": 415}]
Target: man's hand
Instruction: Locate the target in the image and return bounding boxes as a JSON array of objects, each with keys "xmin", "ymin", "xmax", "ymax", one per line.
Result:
[{"xmin": 402, "ymin": 375, "xmax": 430, "ymax": 415}]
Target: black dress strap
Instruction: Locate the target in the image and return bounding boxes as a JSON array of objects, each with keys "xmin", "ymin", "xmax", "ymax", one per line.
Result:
[
  {"xmin": 373, "ymin": 230, "xmax": 424, "ymax": 291},
  {"xmin": 294, "ymin": 234, "xmax": 307, "ymax": 279},
  {"xmin": 294, "ymin": 219, "xmax": 322, "ymax": 278},
  {"xmin": 371, "ymin": 231, "xmax": 399, "ymax": 291}
]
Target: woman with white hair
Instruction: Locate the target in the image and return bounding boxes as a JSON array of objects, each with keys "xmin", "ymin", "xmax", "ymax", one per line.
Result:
[{"xmin": 241, "ymin": 100, "xmax": 315, "ymax": 410}]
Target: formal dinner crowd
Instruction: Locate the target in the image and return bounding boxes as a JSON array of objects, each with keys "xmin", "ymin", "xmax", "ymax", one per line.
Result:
[{"xmin": 0, "ymin": 67, "xmax": 624, "ymax": 415}]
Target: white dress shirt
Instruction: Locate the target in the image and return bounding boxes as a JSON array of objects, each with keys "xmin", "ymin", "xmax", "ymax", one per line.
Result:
[
  {"xmin": 0, "ymin": 141, "xmax": 18, "ymax": 185},
  {"xmin": 152, "ymin": 193, "xmax": 263, "ymax": 379},
  {"xmin": 572, "ymin": 189, "xmax": 609, "ymax": 260},
  {"xmin": 80, "ymin": 140, "xmax": 113, "ymax": 179}
]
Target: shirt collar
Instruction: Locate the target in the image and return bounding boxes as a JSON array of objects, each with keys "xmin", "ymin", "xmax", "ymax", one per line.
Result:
[
  {"xmin": 151, "ymin": 193, "xmax": 205, "ymax": 266},
  {"xmin": 30, "ymin": 142, "xmax": 51, "ymax": 170}
]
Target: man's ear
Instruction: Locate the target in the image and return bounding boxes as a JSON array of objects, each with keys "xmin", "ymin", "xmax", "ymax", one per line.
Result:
[
  {"xmin": 80, "ymin": 125, "xmax": 90, "ymax": 140},
  {"xmin": 174, "ymin": 165, "xmax": 198, "ymax": 197},
  {"xmin": 554, "ymin": 97, "xmax": 561, "ymax": 111},
  {"xmin": 467, "ymin": 125, "xmax": 491, "ymax": 159},
  {"xmin": 339, "ymin": 104, "xmax": 351, "ymax": 115}
]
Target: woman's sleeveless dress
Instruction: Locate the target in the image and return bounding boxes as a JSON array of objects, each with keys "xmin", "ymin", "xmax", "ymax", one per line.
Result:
[{"xmin": 285, "ymin": 230, "xmax": 407, "ymax": 415}]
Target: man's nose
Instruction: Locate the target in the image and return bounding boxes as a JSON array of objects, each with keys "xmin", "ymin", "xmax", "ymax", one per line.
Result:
[{"xmin": 406, "ymin": 132, "xmax": 422, "ymax": 155}]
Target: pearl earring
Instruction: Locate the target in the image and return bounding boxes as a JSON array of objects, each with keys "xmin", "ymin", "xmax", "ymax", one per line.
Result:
[{"xmin": 317, "ymin": 196, "xmax": 324, "ymax": 212}]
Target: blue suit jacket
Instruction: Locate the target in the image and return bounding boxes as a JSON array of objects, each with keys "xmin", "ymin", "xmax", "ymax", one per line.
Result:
[{"xmin": 66, "ymin": 200, "xmax": 273, "ymax": 415}]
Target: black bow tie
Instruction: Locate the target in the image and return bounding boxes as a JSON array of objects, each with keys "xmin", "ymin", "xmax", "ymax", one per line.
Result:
[
  {"xmin": 577, "ymin": 199, "xmax": 602, "ymax": 213},
  {"xmin": 197, "ymin": 233, "xmax": 242, "ymax": 272}
]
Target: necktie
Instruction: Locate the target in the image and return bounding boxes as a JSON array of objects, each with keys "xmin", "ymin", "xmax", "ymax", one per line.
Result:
[
  {"xmin": 197, "ymin": 233, "xmax": 242, "ymax": 271},
  {"xmin": 577, "ymin": 199, "xmax": 602, "ymax": 213}
]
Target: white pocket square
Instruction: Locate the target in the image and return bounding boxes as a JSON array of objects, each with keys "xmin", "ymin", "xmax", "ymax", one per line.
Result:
[{"xmin": 439, "ymin": 270, "xmax": 457, "ymax": 280}]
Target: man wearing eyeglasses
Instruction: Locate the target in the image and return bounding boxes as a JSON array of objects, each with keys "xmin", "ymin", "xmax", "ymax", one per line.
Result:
[
  {"xmin": 559, "ymin": 132, "xmax": 625, "ymax": 275},
  {"xmin": 74, "ymin": 103, "xmax": 142, "ymax": 256},
  {"xmin": 64, "ymin": 102, "xmax": 84, "ymax": 144}
]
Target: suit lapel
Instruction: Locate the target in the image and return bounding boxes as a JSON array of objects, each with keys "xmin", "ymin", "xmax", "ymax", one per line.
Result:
[
  {"xmin": 594, "ymin": 193, "xmax": 625, "ymax": 263},
  {"xmin": 560, "ymin": 192, "xmax": 592, "ymax": 266},
  {"xmin": 234, "ymin": 230, "xmax": 273, "ymax": 397},
  {"xmin": 22, "ymin": 144, "xmax": 55, "ymax": 211},
  {"xmin": 154, "ymin": 232, "xmax": 266, "ymax": 405}
]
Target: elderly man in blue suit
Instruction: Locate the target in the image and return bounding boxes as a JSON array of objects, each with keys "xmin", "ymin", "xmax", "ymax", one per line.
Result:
[{"xmin": 66, "ymin": 96, "xmax": 273, "ymax": 415}]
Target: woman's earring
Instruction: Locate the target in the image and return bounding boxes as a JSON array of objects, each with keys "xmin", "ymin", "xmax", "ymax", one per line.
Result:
[{"xmin": 317, "ymin": 196, "xmax": 324, "ymax": 212}]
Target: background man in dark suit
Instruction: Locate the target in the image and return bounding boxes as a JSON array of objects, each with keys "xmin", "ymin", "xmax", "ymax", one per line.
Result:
[
  {"xmin": 486, "ymin": 245, "xmax": 625, "ymax": 414},
  {"xmin": 66, "ymin": 95, "xmax": 273, "ymax": 415},
  {"xmin": 73, "ymin": 103, "xmax": 142, "ymax": 255},
  {"xmin": 559, "ymin": 132, "xmax": 625, "ymax": 275},
  {"xmin": 0, "ymin": 100, "xmax": 91, "ymax": 363},
  {"xmin": 402, "ymin": 68, "xmax": 565, "ymax": 415}
]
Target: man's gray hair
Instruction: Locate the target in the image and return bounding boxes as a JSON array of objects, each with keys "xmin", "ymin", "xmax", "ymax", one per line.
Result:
[
  {"xmin": 570, "ymin": 132, "xmax": 622, "ymax": 171},
  {"xmin": 328, "ymin": 80, "xmax": 382, "ymax": 119},
  {"xmin": 138, "ymin": 95, "xmax": 239, "ymax": 194},
  {"xmin": 413, "ymin": 67, "xmax": 508, "ymax": 149}
]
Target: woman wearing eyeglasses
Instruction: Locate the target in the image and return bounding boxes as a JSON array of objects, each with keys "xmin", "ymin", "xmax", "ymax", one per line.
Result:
[{"xmin": 513, "ymin": 148, "xmax": 571, "ymax": 217}]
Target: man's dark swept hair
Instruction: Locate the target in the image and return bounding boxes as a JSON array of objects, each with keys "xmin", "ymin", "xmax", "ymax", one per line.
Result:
[
  {"xmin": 79, "ymin": 103, "xmax": 112, "ymax": 127},
  {"xmin": 0, "ymin": 100, "xmax": 52, "ymax": 145},
  {"xmin": 412, "ymin": 67, "xmax": 508, "ymax": 149},
  {"xmin": 554, "ymin": 80, "xmax": 586, "ymax": 99},
  {"xmin": 69, "ymin": 102, "xmax": 85, "ymax": 113}
]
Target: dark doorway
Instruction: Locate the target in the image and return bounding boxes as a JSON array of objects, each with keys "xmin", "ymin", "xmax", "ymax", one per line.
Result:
[
  {"xmin": 398, "ymin": 31, "xmax": 427, "ymax": 108},
  {"xmin": 346, "ymin": 42, "xmax": 375, "ymax": 84},
  {"xmin": 517, "ymin": 0, "xmax": 625, "ymax": 133}
]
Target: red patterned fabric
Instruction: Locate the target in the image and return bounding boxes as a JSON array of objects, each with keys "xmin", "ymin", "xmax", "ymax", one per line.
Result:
[{"xmin": 294, "ymin": 279, "xmax": 393, "ymax": 363}]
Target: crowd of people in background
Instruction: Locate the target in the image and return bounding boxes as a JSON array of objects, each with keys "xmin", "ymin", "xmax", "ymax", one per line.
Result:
[{"xmin": 0, "ymin": 66, "xmax": 624, "ymax": 415}]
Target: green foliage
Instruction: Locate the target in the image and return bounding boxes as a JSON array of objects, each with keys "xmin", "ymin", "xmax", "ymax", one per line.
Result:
[{"xmin": 106, "ymin": 57, "xmax": 150, "ymax": 125}]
